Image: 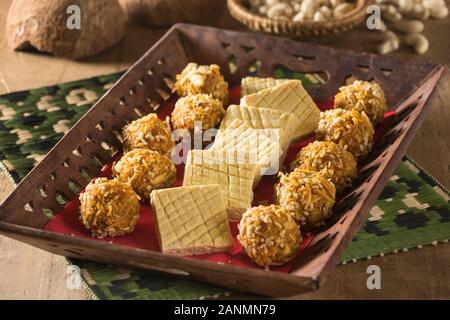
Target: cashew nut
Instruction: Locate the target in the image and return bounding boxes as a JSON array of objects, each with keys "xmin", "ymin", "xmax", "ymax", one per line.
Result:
[
  {"xmin": 381, "ymin": 4, "xmax": 403, "ymax": 21},
  {"xmin": 293, "ymin": 2, "xmax": 302, "ymax": 12},
  {"xmin": 378, "ymin": 19, "xmax": 389, "ymax": 32},
  {"xmin": 330, "ymin": 0, "xmax": 343, "ymax": 7},
  {"xmin": 385, "ymin": 30, "xmax": 401, "ymax": 41},
  {"xmin": 333, "ymin": 2, "xmax": 355, "ymax": 17},
  {"xmin": 267, "ymin": 3, "xmax": 294, "ymax": 19},
  {"xmin": 424, "ymin": 0, "xmax": 449, "ymax": 19},
  {"xmin": 378, "ymin": 31, "xmax": 400, "ymax": 54},
  {"xmin": 422, "ymin": 0, "xmax": 446, "ymax": 10},
  {"xmin": 293, "ymin": 10, "xmax": 306, "ymax": 22},
  {"xmin": 301, "ymin": 0, "xmax": 318, "ymax": 19},
  {"xmin": 404, "ymin": 33, "xmax": 429, "ymax": 54},
  {"xmin": 314, "ymin": 11, "xmax": 326, "ymax": 22},
  {"xmin": 392, "ymin": 19, "xmax": 425, "ymax": 33},
  {"xmin": 266, "ymin": 0, "xmax": 280, "ymax": 6},
  {"xmin": 251, "ymin": 0, "xmax": 400, "ymax": 23},
  {"xmin": 378, "ymin": 41, "xmax": 398, "ymax": 54},
  {"xmin": 409, "ymin": 3, "xmax": 430, "ymax": 19},
  {"xmin": 430, "ymin": 6, "xmax": 448, "ymax": 18},
  {"xmin": 320, "ymin": 5, "xmax": 333, "ymax": 18},
  {"xmin": 259, "ymin": 4, "xmax": 269, "ymax": 15},
  {"xmin": 398, "ymin": 0, "xmax": 414, "ymax": 13}
]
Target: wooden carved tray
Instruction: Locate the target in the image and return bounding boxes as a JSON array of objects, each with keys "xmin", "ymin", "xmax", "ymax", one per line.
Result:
[{"xmin": 0, "ymin": 24, "xmax": 447, "ymax": 297}]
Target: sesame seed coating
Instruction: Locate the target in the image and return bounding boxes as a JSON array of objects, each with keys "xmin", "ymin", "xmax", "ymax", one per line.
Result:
[
  {"xmin": 291, "ymin": 141, "xmax": 357, "ymax": 193},
  {"xmin": 316, "ymin": 108, "xmax": 374, "ymax": 160},
  {"xmin": 276, "ymin": 170, "xmax": 336, "ymax": 228},
  {"xmin": 175, "ymin": 63, "xmax": 229, "ymax": 104},
  {"xmin": 171, "ymin": 94, "xmax": 225, "ymax": 131},
  {"xmin": 334, "ymin": 80, "xmax": 387, "ymax": 125},
  {"xmin": 122, "ymin": 114, "xmax": 174, "ymax": 156},
  {"xmin": 238, "ymin": 205, "xmax": 301, "ymax": 269},
  {"xmin": 79, "ymin": 178, "xmax": 140, "ymax": 239},
  {"xmin": 113, "ymin": 149, "xmax": 176, "ymax": 201}
]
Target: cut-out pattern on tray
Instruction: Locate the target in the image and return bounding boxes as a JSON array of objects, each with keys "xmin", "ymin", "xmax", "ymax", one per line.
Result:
[
  {"xmin": 40, "ymin": 81, "xmax": 397, "ymax": 277},
  {"xmin": 0, "ymin": 25, "xmax": 444, "ymax": 297}
]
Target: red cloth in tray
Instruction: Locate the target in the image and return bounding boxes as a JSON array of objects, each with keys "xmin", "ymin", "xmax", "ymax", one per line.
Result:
[{"xmin": 44, "ymin": 85, "xmax": 395, "ymax": 272}]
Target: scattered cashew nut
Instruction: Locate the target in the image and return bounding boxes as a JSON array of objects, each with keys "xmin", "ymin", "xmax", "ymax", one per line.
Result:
[
  {"xmin": 422, "ymin": 0, "xmax": 446, "ymax": 10},
  {"xmin": 381, "ymin": 4, "xmax": 403, "ymax": 22},
  {"xmin": 378, "ymin": 31, "xmax": 400, "ymax": 54},
  {"xmin": 398, "ymin": 0, "xmax": 414, "ymax": 13},
  {"xmin": 404, "ymin": 33, "xmax": 429, "ymax": 54},
  {"xmin": 376, "ymin": 0, "xmax": 447, "ymax": 55},
  {"xmin": 250, "ymin": 0, "xmax": 356, "ymax": 22},
  {"xmin": 392, "ymin": 19, "xmax": 425, "ymax": 33},
  {"xmin": 409, "ymin": 3, "xmax": 430, "ymax": 19},
  {"xmin": 424, "ymin": 0, "xmax": 449, "ymax": 19},
  {"xmin": 378, "ymin": 19, "xmax": 388, "ymax": 32},
  {"xmin": 430, "ymin": 6, "xmax": 449, "ymax": 19}
]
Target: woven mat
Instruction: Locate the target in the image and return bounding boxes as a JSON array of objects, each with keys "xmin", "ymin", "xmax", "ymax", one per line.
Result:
[{"xmin": 1, "ymin": 70, "xmax": 449, "ymax": 300}]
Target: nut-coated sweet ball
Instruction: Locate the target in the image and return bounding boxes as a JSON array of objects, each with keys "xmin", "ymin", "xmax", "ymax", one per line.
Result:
[
  {"xmin": 237, "ymin": 205, "xmax": 301, "ymax": 269},
  {"xmin": 122, "ymin": 114, "xmax": 174, "ymax": 156},
  {"xmin": 113, "ymin": 149, "xmax": 176, "ymax": 200},
  {"xmin": 291, "ymin": 141, "xmax": 358, "ymax": 193},
  {"xmin": 334, "ymin": 80, "xmax": 387, "ymax": 125},
  {"xmin": 276, "ymin": 170, "xmax": 336, "ymax": 228},
  {"xmin": 79, "ymin": 178, "xmax": 140, "ymax": 239},
  {"xmin": 175, "ymin": 63, "xmax": 229, "ymax": 104},
  {"xmin": 316, "ymin": 108, "xmax": 375, "ymax": 160},
  {"xmin": 171, "ymin": 94, "xmax": 225, "ymax": 132}
]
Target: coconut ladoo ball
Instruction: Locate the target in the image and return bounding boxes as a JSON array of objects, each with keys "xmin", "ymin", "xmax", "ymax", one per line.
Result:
[
  {"xmin": 171, "ymin": 94, "xmax": 225, "ymax": 132},
  {"xmin": 79, "ymin": 178, "xmax": 140, "ymax": 239},
  {"xmin": 237, "ymin": 205, "xmax": 301, "ymax": 269},
  {"xmin": 334, "ymin": 80, "xmax": 387, "ymax": 125},
  {"xmin": 291, "ymin": 141, "xmax": 358, "ymax": 193},
  {"xmin": 276, "ymin": 170, "xmax": 336, "ymax": 228},
  {"xmin": 113, "ymin": 149, "xmax": 176, "ymax": 200},
  {"xmin": 122, "ymin": 114, "xmax": 174, "ymax": 156},
  {"xmin": 316, "ymin": 108, "xmax": 375, "ymax": 160},
  {"xmin": 175, "ymin": 63, "xmax": 229, "ymax": 104}
]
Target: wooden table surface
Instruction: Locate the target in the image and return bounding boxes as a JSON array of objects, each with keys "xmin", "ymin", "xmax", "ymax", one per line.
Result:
[{"xmin": 0, "ymin": 0, "xmax": 449, "ymax": 300}]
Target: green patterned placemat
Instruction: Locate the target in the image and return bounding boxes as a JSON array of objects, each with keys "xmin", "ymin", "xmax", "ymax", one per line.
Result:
[
  {"xmin": 1, "ymin": 70, "xmax": 449, "ymax": 300},
  {"xmin": 342, "ymin": 157, "xmax": 450, "ymax": 262}
]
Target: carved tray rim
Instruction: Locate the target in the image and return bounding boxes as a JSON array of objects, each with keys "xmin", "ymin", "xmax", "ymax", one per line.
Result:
[{"xmin": 0, "ymin": 23, "xmax": 447, "ymax": 297}]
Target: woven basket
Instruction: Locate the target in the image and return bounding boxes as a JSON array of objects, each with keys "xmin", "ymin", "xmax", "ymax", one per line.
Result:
[
  {"xmin": 119, "ymin": 0, "xmax": 224, "ymax": 27},
  {"xmin": 228, "ymin": 0, "xmax": 369, "ymax": 37}
]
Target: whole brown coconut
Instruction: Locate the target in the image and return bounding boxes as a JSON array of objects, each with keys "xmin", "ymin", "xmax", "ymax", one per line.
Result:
[
  {"xmin": 118, "ymin": 0, "xmax": 224, "ymax": 26},
  {"xmin": 6, "ymin": 0, "xmax": 125, "ymax": 59}
]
